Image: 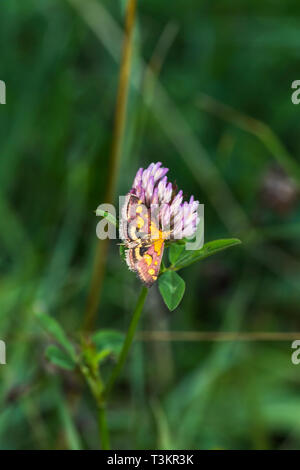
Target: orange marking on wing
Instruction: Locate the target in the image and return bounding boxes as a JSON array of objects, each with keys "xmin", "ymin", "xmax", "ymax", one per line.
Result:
[{"xmin": 144, "ymin": 254, "xmax": 152, "ymax": 266}]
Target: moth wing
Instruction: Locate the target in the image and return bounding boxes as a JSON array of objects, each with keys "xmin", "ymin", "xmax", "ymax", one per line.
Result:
[
  {"xmin": 125, "ymin": 246, "xmax": 137, "ymax": 272},
  {"xmin": 120, "ymin": 193, "xmax": 150, "ymax": 242},
  {"xmin": 135, "ymin": 242, "xmax": 164, "ymax": 288},
  {"xmin": 120, "ymin": 193, "xmax": 136, "ymax": 242}
]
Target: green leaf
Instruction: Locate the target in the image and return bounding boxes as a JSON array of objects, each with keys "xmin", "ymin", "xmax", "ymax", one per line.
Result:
[
  {"xmin": 36, "ymin": 312, "xmax": 77, "ymax": 361},
  {"xmin": 170, "ymin": 238, "xmax": 241, "ymax": 270},
  {"xmin": 168, "ymin": 243, "xmax": 186, "ymax": 265},
  {"xmin": 92, "ymin": 329, "xmax": 125, "ymax": 361},
  {"xmin": 95, "ymin": 349, "xmax": 112, "ymax": 363},
  {"xmin": 158, "ymin": 271, "xmax": 185, "ymax": 311},
  {"xmin": 95, "ymin": 208, "xmax": 117, "ymax": 227},
  {"xmin": 45, "ymin": 345, "xmax": 76, "ymax": 370}
]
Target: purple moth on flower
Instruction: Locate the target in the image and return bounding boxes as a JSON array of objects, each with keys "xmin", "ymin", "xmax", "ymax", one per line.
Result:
[{"xmin": 120, "ymin": 162, "xmax": 200, "ymax": 287}]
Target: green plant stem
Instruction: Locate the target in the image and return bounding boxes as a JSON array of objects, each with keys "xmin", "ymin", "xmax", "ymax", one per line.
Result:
[
  {"xmin": 104, "ymin": 286, "xmax": 148, "ymax": 399},
  {"xmin": 83, "ymin": 0, "xmax": 138, "ymax": 333},
  {"xmin": 98, "ymin": 406, "xmax": 110, "ymax": 450}
]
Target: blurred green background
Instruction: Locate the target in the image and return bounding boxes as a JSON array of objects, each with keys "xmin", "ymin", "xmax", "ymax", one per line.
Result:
[{"xmin": 1, "ymin": 0, "xmax": 300, "ymax": 450}]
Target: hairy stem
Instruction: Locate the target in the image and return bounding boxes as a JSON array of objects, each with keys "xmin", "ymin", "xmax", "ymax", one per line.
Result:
[
  {"xmin": 83, "ymin": 0, "xmax": 138, "ymax": 332},
  {"xmin": 104, "ymin": 286, "xmax": 148, "ymax": 399}
]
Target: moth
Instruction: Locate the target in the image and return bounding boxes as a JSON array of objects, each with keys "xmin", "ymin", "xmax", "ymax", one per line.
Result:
[{"xmin": 120, "ymin": 193, "xmax": 166, "ymax": 287}]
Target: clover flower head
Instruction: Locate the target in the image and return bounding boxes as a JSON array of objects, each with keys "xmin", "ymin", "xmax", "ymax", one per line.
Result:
[{"xmin": 130, "ymin": 162, "xmax": 200, "ymax": 240}]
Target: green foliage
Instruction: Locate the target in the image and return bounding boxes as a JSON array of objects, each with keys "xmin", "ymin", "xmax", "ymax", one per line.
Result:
[
  {"xmin": 159, "ymin": 271, "xmax": 185, "ymax": 311},
  {"xmin": 92, "ymin": 329, "xmax": 125, "ymax": 361},
  {"xmin": 36, "ymin": 312, "xmax": 77, "ymax": 362},
  {"xmin": 45, "ymin": 345, "xmax": 76, "ymax": 371},
  {"xmin": 168, "ymin": 243, "xmax": 186, "ymax": 265},
  {"xmin": 162, "ymin": 239, "xmax": 240, "ymax": 309},
  {"xmin": 169, "ymin": 239, "xmax": 242, "ymax": 271}
]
